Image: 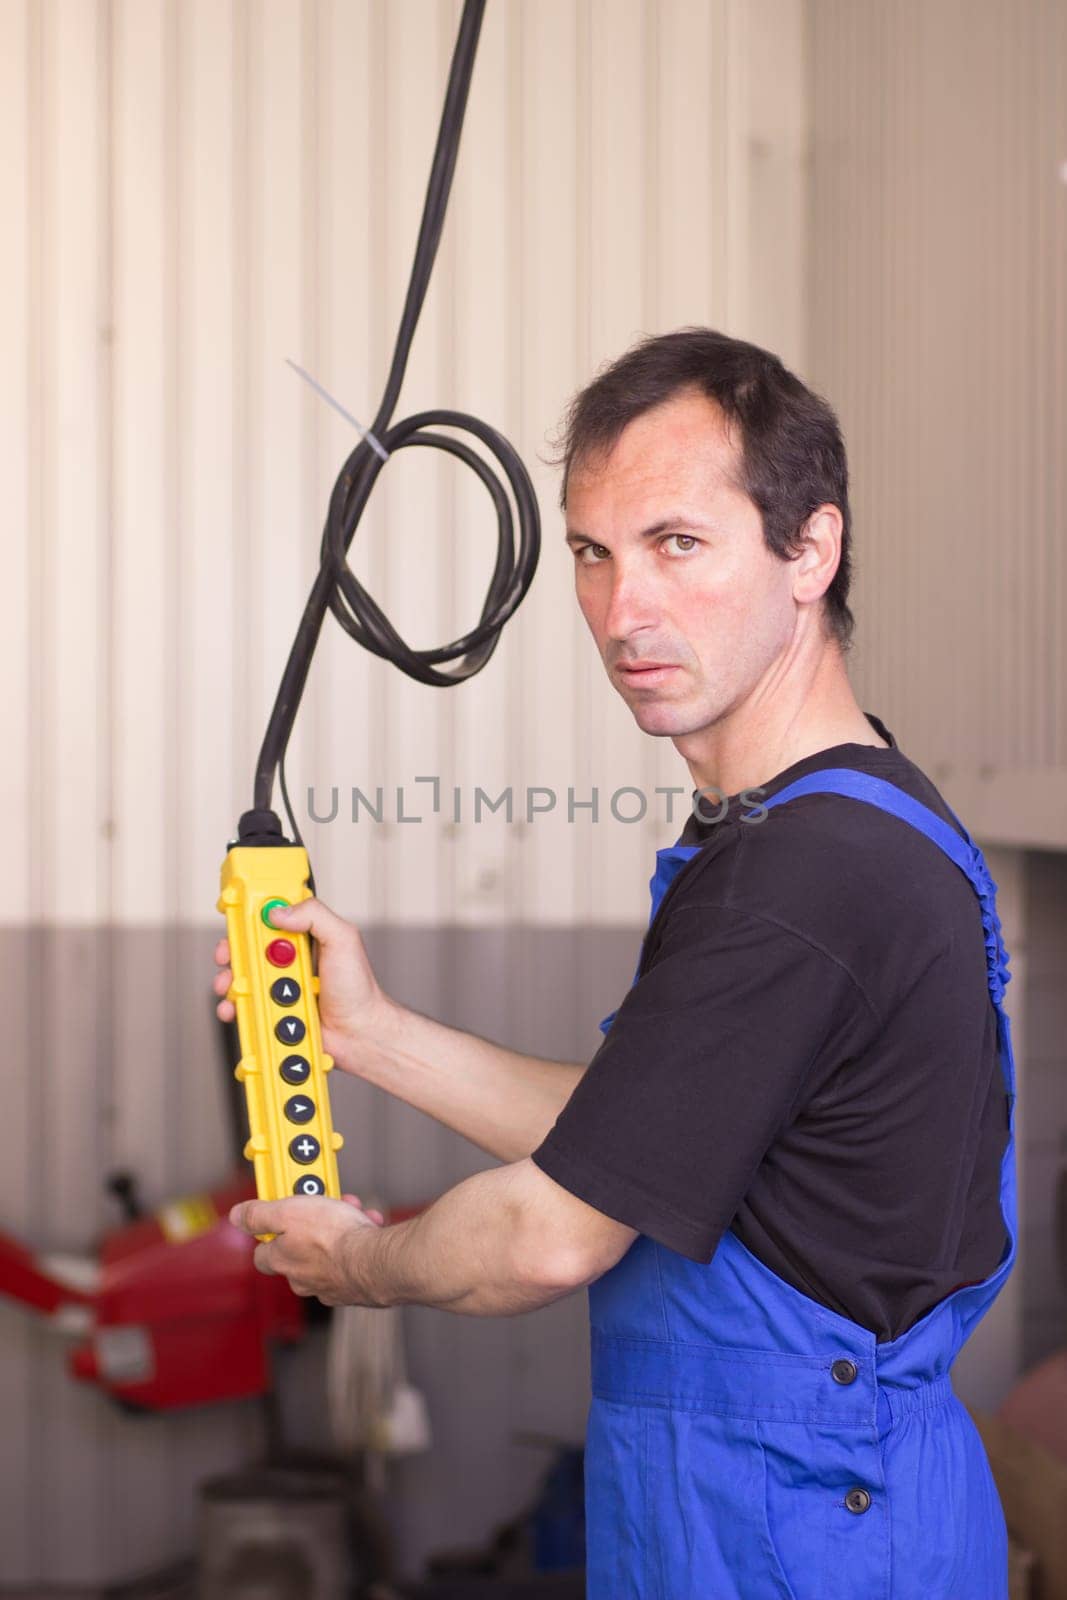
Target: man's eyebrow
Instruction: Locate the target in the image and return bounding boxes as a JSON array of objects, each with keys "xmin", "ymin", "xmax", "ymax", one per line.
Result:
[{"xmin": 564, "ymin": 516, "xmax": 720, "ymax": 547}]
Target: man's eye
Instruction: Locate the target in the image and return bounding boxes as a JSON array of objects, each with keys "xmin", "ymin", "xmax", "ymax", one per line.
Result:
[
  {"xmin": 575, "ymin": 544, "xmax": 609, "ymax": 564},
  {"xmin": 665, "ymin": 534, "xmax": 698, "ymax": 555}
]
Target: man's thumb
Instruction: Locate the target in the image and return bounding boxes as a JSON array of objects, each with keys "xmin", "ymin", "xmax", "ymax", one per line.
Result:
[
  {"xmin": 267, "ymin": 896, "xmax": 359, "ymax": 956},
  {"xmin": 267, "ymin": 898, "xmax": 326, "ymax": 937}
]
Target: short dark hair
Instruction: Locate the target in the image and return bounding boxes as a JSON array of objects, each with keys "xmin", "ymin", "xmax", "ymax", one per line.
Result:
[{"xmin": 549, "ymin": 327, "xmax": 855, "ymax": 653}]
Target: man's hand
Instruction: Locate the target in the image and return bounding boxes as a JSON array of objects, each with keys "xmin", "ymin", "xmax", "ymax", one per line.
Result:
[
  {"xmin": 213, "ymin": 896, "xmax": 398, "ymax": 1074},
  {"xmin": 229, "ymin": 1192, "xmax": 385, "ymax": 1306}
]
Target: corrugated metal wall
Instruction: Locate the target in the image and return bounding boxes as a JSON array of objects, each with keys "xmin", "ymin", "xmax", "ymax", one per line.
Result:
[
  {"xmin": 0, "ymin": 0, "xmax": 811, "ymax": 1585},
  {"xmin": 805, "ymin": 0, "xmax": 1067, "ymax": 843},
  {"xmin": 0, "ymin": 0, "xmax": 809, "ymax": 938}
]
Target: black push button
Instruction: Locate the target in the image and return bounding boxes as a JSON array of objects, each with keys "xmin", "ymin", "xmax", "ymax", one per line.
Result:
[
  {"xmin": 270, "ymin": 977, "xmax": 301, "ymax": 1006},
  {"xmin": 844, "ymin": 1488, "xmax": 872, "ymax": 1515},
  {"xmin": 279, "ymin": 1054, "xmax": 311, "ymax": 1086},
  {"xmin": 294, "ymin": 1174, "xmax": 325, "ymax": 1197},
  {"xmin": 831, "ymin": 1359, "xmax": 858, "ymax": 1386},
  {"xmin": 289, "ymin": 1133, "xmax": 320, "ymax": 1165},
  {"xmin": 284, "ymin": 1095, "xmax": 315, "ymax": 1125},
  {"xmin": 275, "ymin": 1016, "xmax": 306, "ymax": 1045}
]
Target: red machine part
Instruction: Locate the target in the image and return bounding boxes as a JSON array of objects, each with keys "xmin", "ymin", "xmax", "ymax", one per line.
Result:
[
  {"xmin": 0, "ymin": 1231, "xmax": 94, "ymax": 1315},
  {"xmin": 0, "ymin": 1172, "xmax": 424, "ymax": 1414},
  {"xmin": 70, "ymin": 1179, "xmax": 304, "ymax": 1410}
]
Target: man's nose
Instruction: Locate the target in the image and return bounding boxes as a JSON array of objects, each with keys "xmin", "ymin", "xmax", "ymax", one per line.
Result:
[{"xmin": 603, "ymin": 565, "xmax": 658, "ymax": 641}]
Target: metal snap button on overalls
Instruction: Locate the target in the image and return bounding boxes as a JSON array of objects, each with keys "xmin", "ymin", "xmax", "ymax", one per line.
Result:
[
  {"xmin": 845, "ymin": 1488, "xmax": 872, "ymax": 1515},
  {"xmin": 831, "ymin": 1358, "xmax": 858, "ymax": 1385}
]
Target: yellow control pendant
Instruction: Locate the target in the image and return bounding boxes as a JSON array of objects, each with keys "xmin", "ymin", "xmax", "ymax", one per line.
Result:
[{"xmin": 217, "ymin": 846, "xmax": 343, "ymax": 1210}]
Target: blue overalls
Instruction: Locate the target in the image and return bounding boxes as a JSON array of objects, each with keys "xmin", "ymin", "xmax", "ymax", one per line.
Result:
[{"xmin": 587, "ymin": 771, "xmax": 1018, "ymax": 1600}]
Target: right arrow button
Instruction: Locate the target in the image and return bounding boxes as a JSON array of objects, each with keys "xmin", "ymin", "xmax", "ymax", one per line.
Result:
[{"xmin": 284, "ymin": 1095, "xmax": 316, "ymax": 1125}]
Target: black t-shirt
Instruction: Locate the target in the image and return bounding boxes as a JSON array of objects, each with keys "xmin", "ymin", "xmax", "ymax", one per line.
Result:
[{"xmin": 531, "ymin": 714, "xmax": 1011, "ymax": 1343}]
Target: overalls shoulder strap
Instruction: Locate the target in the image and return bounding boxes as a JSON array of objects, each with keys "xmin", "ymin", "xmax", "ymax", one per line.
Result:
[
  {"xmin": 602, "ymin": 767, "xmax": 1015, "ymax": 1096},
  {"xmin": 761, "ymin": 768, "xmax": 980, "ymax": 882},
  {"xmin": 761, "ymin": 768, "xmax": 1013, "ymax": 1018}
]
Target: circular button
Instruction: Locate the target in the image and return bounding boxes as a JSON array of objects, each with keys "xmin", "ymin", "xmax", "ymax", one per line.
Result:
[
  {"xmin": 289, "ymin": 1133, "xmax": 320, "ymax": 1165},
  {"xmin": 279, "ymin": 1054, "xmax": 311, "ymax": 1086},
  {"xmin": 261, "ymin": 898, "xmax": 290, "ymax": 928},
  {"xmin": 270, "ymin": 976, "xmax": 301, "ymax": 1006},
  {"xmin": 275, "ymin": 1016, "xmax": 306, "ymax": 1045},
  {"xmin": 831, "ymin": 1359, "xmax": 858, "ymax": 1386},
  {"xmin": 294, "ymin": 1174, "xmax": 325, "ymax": 1197},
  {"xmin": 844, "ymin": 1488, "xmax": 872, "ymax": 1515},
  {"xmin": 265, "ymin": 939, "xmax": 296, "ymax": 968},
  {"xmin": 284, "ymin": 1094, "xmax": 316, "ymax": 1125}
]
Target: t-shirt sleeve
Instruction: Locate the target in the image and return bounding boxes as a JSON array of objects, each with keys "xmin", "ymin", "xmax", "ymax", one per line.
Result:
[{"xmin": 530, "ymin": 901, "xmax": 867, "ymax": 1262}]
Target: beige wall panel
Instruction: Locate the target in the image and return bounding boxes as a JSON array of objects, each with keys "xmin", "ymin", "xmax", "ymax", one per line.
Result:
[
  {"xmin": 245, "ymin": 0, "xmax": 317, "ymax": 855},
  {"xmin": 307, "ymin": 0, "xmax": 380, "ymax": 925},
  {"xmin": 721, "ymin": 0, "xmax": 752, "ymax": 338},
  {"xmin": 0, "ymin": 0, "xmax": 33, "ymax": 927},
  {"xmin": 807, "ymin": 0, "xmax": 1067, "ymax": 798},
  {"xmin": 112, "ymin": 0, "xmax": 173, "ymax": 929},
  {"xmin": 42, "ymin": 0, "xmax": 110, "ymax": 928},
  {"xmin": 447, "ymin": 0, "xmax": 523, "ymax": 928},
  {"xmin": 516, "ymin": 0, "xmax": 586, "ymax": 926},
  {"xmin": 373, "ymin": 0, "xmax": 453, "ymax": 927},
  {"xmin": 179, "ymin": 0, "xmax": 241, "ymax": 922},
  {"xmin": 742, "ymin": 0, "xmax": 808, "ymax": 370}
]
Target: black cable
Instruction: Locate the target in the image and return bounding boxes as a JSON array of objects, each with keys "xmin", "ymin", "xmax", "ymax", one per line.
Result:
[{"xmin": 251, "ymin": 0, "xmax": 540, "ymax": 841}]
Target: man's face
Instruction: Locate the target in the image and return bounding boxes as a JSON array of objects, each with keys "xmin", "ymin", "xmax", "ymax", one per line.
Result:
[{"xmin": 564, "ymin": 386, "xmax": 806, "ymax": 744}]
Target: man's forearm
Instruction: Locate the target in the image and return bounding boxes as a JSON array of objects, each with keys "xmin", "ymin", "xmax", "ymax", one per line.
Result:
[
  {"xmin": 346, "ymin": 1162, "xmax": 586, "ymax": 1316},
  {"xmin": 341, "ymin": 1001, "xmax": 585, "ymax": 1163}
]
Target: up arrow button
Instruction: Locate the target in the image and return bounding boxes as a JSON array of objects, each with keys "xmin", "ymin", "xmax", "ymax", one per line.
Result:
[{"xmin": 270, "ymin": 977, "xmax": 302, "ymax": 1007}]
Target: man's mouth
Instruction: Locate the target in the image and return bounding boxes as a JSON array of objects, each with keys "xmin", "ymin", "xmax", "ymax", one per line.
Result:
[{"xmin": 616, "ymin": 661, "xmax": 680, "ymax": 685}]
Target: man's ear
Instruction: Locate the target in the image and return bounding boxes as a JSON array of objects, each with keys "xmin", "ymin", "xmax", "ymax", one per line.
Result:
[{"xmin": 793, "ymin": 503, "xmax": 843, "ymax": 609}]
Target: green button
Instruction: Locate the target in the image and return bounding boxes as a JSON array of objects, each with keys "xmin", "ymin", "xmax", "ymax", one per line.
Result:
[{"xmin": 261, "ymin": 898, "xmax": 290, "ymax": 927}]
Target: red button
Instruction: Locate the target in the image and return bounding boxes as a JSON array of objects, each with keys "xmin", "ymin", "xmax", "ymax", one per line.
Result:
[{"xmin": 265, "ymin": 939, "xmax": 296, "ymax": 968}]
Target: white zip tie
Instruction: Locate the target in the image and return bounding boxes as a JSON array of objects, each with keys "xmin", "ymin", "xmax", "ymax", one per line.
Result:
[{"xmin": 285, "ymin": 358, "xmax": 390, "ymax": 463}]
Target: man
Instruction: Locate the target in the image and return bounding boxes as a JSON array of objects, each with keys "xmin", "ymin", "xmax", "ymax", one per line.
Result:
[{"xmin": 216, "ymin": 329, "xmax": 1016, "ymax": 1598}]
